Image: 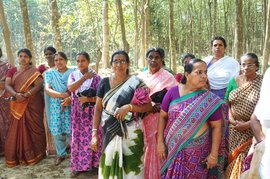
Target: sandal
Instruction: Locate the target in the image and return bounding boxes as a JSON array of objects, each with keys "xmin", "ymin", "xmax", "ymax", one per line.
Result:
[{"xmin": 54, "ymin": 156, "xmax": 65, "ymax": 166}]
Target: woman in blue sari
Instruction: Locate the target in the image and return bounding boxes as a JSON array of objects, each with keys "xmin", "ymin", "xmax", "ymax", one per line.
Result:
[
  {"xmin": 157, "ymin": 58, "xmax": 228, "ymax": 178},
  {"xmin": 45, "ymin": 52, "xmax": 74, "ymax": 165}
]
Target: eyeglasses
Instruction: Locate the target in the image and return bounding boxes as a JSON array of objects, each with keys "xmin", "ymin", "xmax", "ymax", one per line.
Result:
[
  {"xmin": 112, "ymin": 60, "xmax": 128, "ymax": 65},
  {"xmin": 241, "ymin": 63, "xmax": 256, "ymax": 68}
]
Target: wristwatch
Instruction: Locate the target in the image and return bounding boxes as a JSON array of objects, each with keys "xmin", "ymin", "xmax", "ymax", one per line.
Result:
[{"xmin": 10, "ymin": 95, "xmax": 17, "ymax": 101}]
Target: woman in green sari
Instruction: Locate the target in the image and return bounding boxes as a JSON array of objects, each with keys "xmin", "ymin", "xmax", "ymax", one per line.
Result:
[{"xmin": 90, "ymin": 50, "xmax": 152, "ymax": 179}]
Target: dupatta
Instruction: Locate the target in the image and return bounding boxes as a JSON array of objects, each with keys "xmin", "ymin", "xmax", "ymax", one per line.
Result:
[
  {"xmin": 10, "ymin": 67, "xmax": 41, "ymax": 120},
  {"xmin": 161, "ymin": 90, "xmax": 228, "ymax": 175}
]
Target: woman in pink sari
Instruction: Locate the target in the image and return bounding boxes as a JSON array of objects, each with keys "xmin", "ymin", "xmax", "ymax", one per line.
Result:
[{"xmin": 138, "ymin": 48, "xmax": 178, "ymax": 179}]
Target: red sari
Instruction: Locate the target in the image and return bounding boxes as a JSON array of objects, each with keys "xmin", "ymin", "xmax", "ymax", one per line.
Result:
[
  {"xmin": 0, "ymin": 62, "xmax": 12, "ymax": 155},
  {"xmin": 5, "ymin": 67, "xmax": 46, "ymax": 167}
]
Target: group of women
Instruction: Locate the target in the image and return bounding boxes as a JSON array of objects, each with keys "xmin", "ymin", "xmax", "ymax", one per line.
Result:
[{"xmin": 0, "ymin": 39, "xmax": 267, "ymax": 179}]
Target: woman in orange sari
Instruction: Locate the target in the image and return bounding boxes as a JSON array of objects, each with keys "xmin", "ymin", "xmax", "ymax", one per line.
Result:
[{"xmin": 4, "ymin": 48, "xmax": 46, "ymax": 167}]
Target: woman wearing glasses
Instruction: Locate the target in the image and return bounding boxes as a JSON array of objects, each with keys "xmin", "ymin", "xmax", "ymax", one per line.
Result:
[
  {"xmin": 138, "ymin": 48, "xmax": 177, "ymax": 179},
  {"xmin": 225, "ymin": 53, "xmax": 263, "ymax": 178},
  {"xmin": 90, "ymin": 50, "xmax": 152, "ymax": 178}
]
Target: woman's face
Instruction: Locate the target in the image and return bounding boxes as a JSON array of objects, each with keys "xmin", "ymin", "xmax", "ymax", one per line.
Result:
[
  {"xmin": 240, "ymin": 56, "xmax": 258, "ymax": 76},
  {"xmin": 111, "ymin": 54, "xmax": 129, "ymax": 75},
  {"xmin": 147, "ymin": 51, "xmax": 163, "ymax": 73},
  {"xmin": 212, "ymin": 40, "xmax": 225, "ymax": 58},
  {"xmin": 44, "ymin": 50, "xmax": 55, "ymax": 65},
  {"xmin": 76, "ymin": 55, "xmax": 90, "ymax": 71},
  {"xmin": 186, "ymin": 62, "xmax": 208, "ymax": 89},
  {"xmin": 18, "ymin": 52, "xmax": 31, "ymax": 66},
  {"xmin": 54, "ymin": 54, "xmax": 67, "ymax": 71}
]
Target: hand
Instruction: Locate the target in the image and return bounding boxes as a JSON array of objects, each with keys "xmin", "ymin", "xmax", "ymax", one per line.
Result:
[
  {"xmin": 90, "ymin": 134, "xmax": 99, "ymax": 152},
  {"xmin": 21, "ymin": 91, "xmax": 31, "ymax": 98},
  {"xmin": 61, "ymin": 97, "xmax": 71, "ymax": 111},
  {"xmin": 60, "ymin": 92, "xmax": 69, "ymax": 99},
  {"xmin": 152, "ymin": 103, "xmax": 161, "ymax": 113},
  {"xmin": 233, "ymin": 121, "xmax": 249, "ymax": 131},
  {"xmin": 78, "ymin": 95, "xmax": 88, "ymax": 104},
  {"xmin": 157, "ymin": 141, "xmax": 167, "ymax": 160},
  {"xmin": 83, "ymin": 71, "xmax": 96, "ymax": 80},
  {"xmin": 114, "ymin": 105, "xmax": 130, "ymax": 121},
  {"xmin": 15, "ymin": 93, "xmax": 26, "ymax": 102},
  {"xmin": 205, "ymin": 153, "xmax": 218, "ymax": 169}
]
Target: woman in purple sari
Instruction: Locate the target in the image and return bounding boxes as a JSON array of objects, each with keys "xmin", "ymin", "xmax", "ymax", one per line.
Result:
[
  {"xmin": 67, "ymin": 52, "xmax": 102, "ymax": 177},
  {"xmin": 157, "ymin": 58, "xmax": 228, "ymax": 178}
]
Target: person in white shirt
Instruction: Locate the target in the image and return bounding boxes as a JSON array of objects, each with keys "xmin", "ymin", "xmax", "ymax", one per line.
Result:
[{"xmin": 203, "ymin": 36, "xmax": 240, "ymax": 99}]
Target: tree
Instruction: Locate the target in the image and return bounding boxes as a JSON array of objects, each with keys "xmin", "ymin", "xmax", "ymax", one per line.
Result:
[
  {"xmin": 233, "ymin": 0, "xmax": 244, "ymax": 61},
  {"xmin": 115, "ymin": 0, "xmax": 130, "ymax": 52},
  {"xmin": 19, "ymin": 0, "xmax": 36, "ymax": 66},
  {"xmin": 169, "ymin": 0, "xmax": 176, "ymax": 72},
  {"xmin": 140, "ymin": 0, "xmax": 146, "ymax": 68},
  {"xmin": 262, "ymin": 0, "xmax": 270, "ymax": 74},
  {"xmin": 133, "ymin": 0, "xmax": 139, "ymax": 68},
  {"xmin": 145, "ymin": 0, "xmax": 150, "ymax": 50},
  {"xmin": 48, "ymin": 0, "xmax": 63, "ymax": 51},
  {"xmin": 0, "ymin": 0, "xmax": 14, "ymax": 65},
  {"xmin": 102, "ymin": 0, "xmax": 110, "ymax": 68}
]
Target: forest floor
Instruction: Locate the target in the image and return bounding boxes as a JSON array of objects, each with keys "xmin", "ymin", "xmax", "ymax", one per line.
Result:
[{"xmin": 0, "ymin": 155, "xmax": 98, "ymax": 179}]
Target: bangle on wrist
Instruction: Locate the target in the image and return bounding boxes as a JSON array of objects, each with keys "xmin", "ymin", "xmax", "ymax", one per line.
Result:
[
  {"xmin": 27, "ymin": 91, "xmax": 32, "ymax": 96},
  {"xmin": 128, "ymin": 104, "xmax": 133, "ymax": 111},
  {"xmin": 209, "ymin": 154, "xmax": 218, "ymax": 160},
  {"xmin": 92, "ymin": 129, "xmax": 98, "ymax": 132},
  {"xmin": 83, "ymin": 76, "xmax": 87, "ymax": 81}
]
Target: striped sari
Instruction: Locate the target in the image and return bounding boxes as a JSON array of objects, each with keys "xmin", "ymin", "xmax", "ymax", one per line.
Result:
[
  {"xmin": 161, "ymin": 90, "xmax": 228, "ymax": 179},
  {"xmin": 99, "ymin": 76, "xmax": 151, "ymax": 179}
]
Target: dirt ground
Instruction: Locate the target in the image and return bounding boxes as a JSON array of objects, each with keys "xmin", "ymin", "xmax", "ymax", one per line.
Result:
[{"xmin": 0, "ymin": 155, "xmax": 98, "ymax": 179}]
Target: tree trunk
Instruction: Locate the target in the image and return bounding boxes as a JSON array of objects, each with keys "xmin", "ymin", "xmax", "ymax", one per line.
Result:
[
  {"xmin": 169, "ymin": 0, "xmax": 176, "ymax": 72},
  {"xmin": 140, "ymin": 0, "xmax": 146, "ymax": 68},
  {"xmin": 145, "ymin": 0, "xmax": 150, "ymax": 50},
  {"xmin": 233, "ymin": 0, "xmax": 244, "ymax": 61},
  {"xmin": 19, "ymin": 0, "xmax": 36, "ymax": 66},
  {"xmin": 134, "ymin": 0, "xmax": 139, "ymax": 68},
  {"xmin": 49, "ymin": 0, "xmax": 63, "ymax": 51},
  {"xmin": 95, "ymin": 48, "xmax": 102, "ymax": 73},
  {"xmin": 262, "ymin": 0, "xmax": 270, "ymax": 74},
  {"xmin": 0, "ymin": 0, "xmax": 14, "ymax": 65},
  {"xmin": 213, "ymin": 0, "xmax": 217, "ymax": 33},
  {"xmin": 102, "ymin": 0, "xmax": 110, "ymax": 68},
  {"xmin": 115, "ymin": 0, "xmax": 130, "ymax": 53}
]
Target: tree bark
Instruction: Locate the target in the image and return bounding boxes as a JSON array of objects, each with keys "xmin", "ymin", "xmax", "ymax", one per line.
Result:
[
  {"xmin": 140, "ymin": 0, "xmax": 146, "ymax": 68},
  {"xmin": 145, "ymin": 0, "xmax": 150, "ymax": 50},
  {"xmin": 0, "ymin": 0, "xmax": 14, "ymax": 65},
  {"xmin": 49, "ymin": 0, "xmax": 63, "ymax": 51},
  {"xmin": 169, "ymin": 0, "xmax": 176, "ymax": 72},
  {"xmin": 19, "ymin": 0, "xmax": 36, "ymax": 66},
  {"xmin": 262, "ymin": 0, "xmax": 270, "ymax": 74},
  {"xmin": 133, "ymin": 0, "xmax": 139, "ymax": 68},
  {"xmin": 233, "ymin": 0, "xmax": 244, "ymax": 61},
  {"xmin": 115, "ymin": 0, "xmax": 130, "ymax": 53},
  {"xmin": 102, "ymin": 0, "xmax": 110, "ymax": 68}
]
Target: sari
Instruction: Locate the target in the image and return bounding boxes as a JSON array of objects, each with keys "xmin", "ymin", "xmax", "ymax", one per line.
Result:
[
  {"xmin": 226, "ymin": 75, "xmax": 262, "ymax": 178},
  {"xmin": 69, "ymin": 69, "xmax": 102, "ymax": 171},
  {"xmin": 0, "ymin": 61, "xmax": 11, "ymax": 155},
  {"xmin": 99, "ymin": 76, "xmax": 151, "ymax": 179},
  {"xmin": 43, "ymin": 68, "xmax": 56, "ymax": 155},
  {"xmin": 5, "ymin": 66, "xmax": 46, "ymax": 167},
  {"xmin": 161, "ymin": 90, "xmax": 228, "ymax": 179},
  {"xmin": 138, "ymin": 68, "xmax": 178, "ymax": 179}
]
